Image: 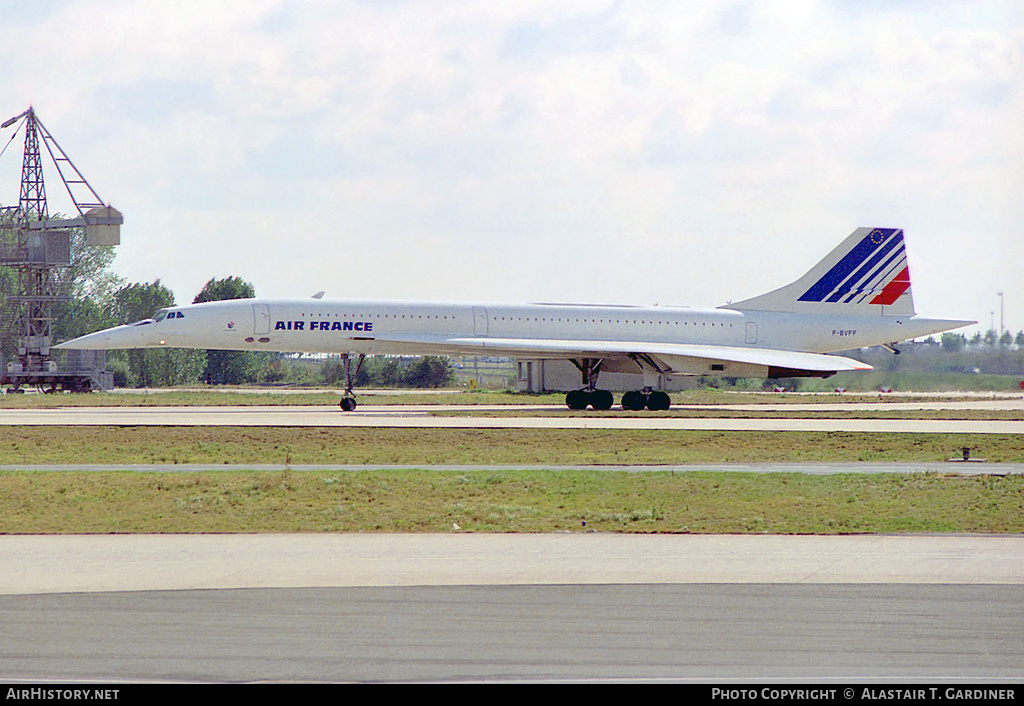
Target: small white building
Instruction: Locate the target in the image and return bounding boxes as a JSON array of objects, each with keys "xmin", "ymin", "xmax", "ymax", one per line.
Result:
[{"xmin": 515, "ymin": 359, "xmax": 699, "ymax": 393}]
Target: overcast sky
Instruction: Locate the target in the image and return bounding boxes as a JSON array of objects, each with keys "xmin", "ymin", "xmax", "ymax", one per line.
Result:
[{"xmin": 1, "ymin": 1, "xmax": 1021, "ymax": 336}]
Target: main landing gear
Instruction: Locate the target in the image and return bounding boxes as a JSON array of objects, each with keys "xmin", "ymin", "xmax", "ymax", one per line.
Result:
[
  {"xmin": 565, "ymin": 387, "xmax": 671, "ymax": 411},
  {"xmin": 563, "ymin": 357, "xmax": 672, "ymax": 411},
  {"xmin": 565, "ymin": 358, "xmax": 614, "ymax": 410},
  {"xmin": 338, "ymin": 353, "xmax": 365, "ymax": 412},
  {"xmin": 621, "ymin": 389, "xmax": 671, "ymax": 411},
  {"xmin": 565, "ymin": 388, "xmax": 614, "ymax": 410}
]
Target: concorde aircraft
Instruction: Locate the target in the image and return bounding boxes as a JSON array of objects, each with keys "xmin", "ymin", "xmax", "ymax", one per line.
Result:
[{"xmin": 57, "ymin": 227, "xmax": 973, "ymax": 411}]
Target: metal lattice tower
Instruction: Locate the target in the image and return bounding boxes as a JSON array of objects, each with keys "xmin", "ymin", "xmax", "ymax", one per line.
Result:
[
  {"xmin": 0, "ymin": 106, "xmax": 122, "ymax": 392},
  {"xmin": 18, "ymin": 110, "xmax": 47, "ymax": 223}
]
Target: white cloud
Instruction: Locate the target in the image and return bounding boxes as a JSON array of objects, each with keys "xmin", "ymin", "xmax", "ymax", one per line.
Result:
[{"xmin": 0, "ymin": 1, "xmax": 1020, "ymax": 330}]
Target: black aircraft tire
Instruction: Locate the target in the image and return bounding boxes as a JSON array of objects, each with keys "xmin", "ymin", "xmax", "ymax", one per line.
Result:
[
  {"xmin": 566, "ymin": 390, "xmax": 589, "ymax": 410},
  {"xmin": 590, "ymin": 389, "xmax": 614, "ymax": 410},
  {"xmin": 647, "ymin": 390, "xmax": 671, "ymax": 411},
  {"xmin": 621, "ymin": 390, "xmax": 646, "ymax": 411}
]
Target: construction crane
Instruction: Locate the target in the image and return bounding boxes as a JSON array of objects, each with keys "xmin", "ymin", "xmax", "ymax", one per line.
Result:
[{"xmin": 0, "ymin": 106, "xmax": 122, "ymax": 392}]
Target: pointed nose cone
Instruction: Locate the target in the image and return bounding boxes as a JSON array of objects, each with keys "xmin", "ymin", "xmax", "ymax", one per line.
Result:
[{"xmin": 55, "ymin": 321, "xmax": 157, "ymax": 350}]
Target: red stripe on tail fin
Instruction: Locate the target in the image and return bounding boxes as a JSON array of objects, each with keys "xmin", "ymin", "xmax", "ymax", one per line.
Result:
[{"xmin": 869, "ymin": 266, "xmax": 911, "ymax": 305}]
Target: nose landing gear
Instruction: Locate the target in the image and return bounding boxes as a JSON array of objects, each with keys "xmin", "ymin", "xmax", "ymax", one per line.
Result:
[{"xmin": 337, "ymin": 353, "xmax": 365, "ymax": 412}]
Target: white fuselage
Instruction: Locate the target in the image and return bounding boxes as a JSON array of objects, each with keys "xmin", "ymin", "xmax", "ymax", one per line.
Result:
[
  {"xmin": 55, "ymin": 227, "xmax": 976, "ymax": 400},
  {"xmin": 76, "ymin": 297, "xmax": 958, "ymax": 361}
]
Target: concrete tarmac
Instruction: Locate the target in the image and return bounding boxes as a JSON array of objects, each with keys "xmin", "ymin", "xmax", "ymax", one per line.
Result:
[
  {"xmin": 3, "ymin": 534, "xmax": 1022, "ymax": 595},
  {"xmin": 2, "ymin": 584, "xmax": 1021, "ymax": 683},
  {"xmin": 1, "ymin": 404, "xmax": 1021, "ymax": 433},
  {"xmin": 1, "ymin": 534, "xmax": 1022, "ymax": 682}
]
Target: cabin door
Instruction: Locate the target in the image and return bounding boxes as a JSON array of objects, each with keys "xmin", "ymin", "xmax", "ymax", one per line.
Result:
[
  {"xmin": 473, "ymin": 307, "xmax": 489, "ymax": 336},
  {"xmin": 253, "ymin": 304, "xmax": 271, "ymax": 335}
]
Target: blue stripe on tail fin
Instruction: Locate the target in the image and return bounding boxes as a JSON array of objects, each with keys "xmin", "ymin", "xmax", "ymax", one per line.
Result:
[{"xmin": 798, "ymin": 229, "xmax": 904, "ymax": 303}]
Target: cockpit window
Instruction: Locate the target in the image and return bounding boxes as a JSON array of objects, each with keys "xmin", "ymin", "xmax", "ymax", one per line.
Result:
[{"xmin": 154, "ymin": 310, "xmax": 169, "ymax": 322}]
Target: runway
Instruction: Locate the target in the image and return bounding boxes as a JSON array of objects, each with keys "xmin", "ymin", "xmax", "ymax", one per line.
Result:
[
  {"xmin": 1, "ymin": 534, "xmax": 1021, "ymax": 682},
  {"xmin": 1, "ymin": 403, "xmax": 1022, "ymax": 433},
  {"xmin": 5, "ymin": 583, "xmax": 1020, "ymax": 683}
]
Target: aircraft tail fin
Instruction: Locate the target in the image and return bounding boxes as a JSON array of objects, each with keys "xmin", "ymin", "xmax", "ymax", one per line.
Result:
[{"xmin": 723, "ymin": 227, "xmax": 916, "ymax": 316}]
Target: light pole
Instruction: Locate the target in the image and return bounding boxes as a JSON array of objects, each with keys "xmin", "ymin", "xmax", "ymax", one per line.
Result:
[{"xmin": 997, "ymin": 291, "xmax": 1004, "ymax": 337}]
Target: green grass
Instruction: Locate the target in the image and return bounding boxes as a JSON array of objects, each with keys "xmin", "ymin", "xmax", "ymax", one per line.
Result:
[
  {"xmin": 1, "ymin": 427, "xmax": 1022, "ymax": 465},
  {"xmin": 1, "ymin": 469, "xmax": 1020, "ymax": 534},
  {"xmin": 0, "ymin": 387, "xmax": 1010, "ymax": 408},
  {"xmin": 0, "ymin": 389, "xmax": 1018, "ymax": 535},
  {"xmin": 0, "ymin": 389, "xmax": 575, "ymax": 408},
  {"xmin": 801, "ymin": 371, "xmax": 1024, "ymax": 393}
]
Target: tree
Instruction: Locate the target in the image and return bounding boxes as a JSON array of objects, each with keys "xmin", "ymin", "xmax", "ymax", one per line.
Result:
[
  {"xmin": 192, "ymin": 276, "xmax": 255, "ymax": 304},
  {"xmin": 322, "ymin": 355, "xmax": 453, "ymax": 388},
  {"xmin": 374, "ymin": 357, "xmax": 403, "ymax": 387},
  {"xmin": 111, "ymin": 279, "xmax": 175, "ymax": 325},
  {"xmin": 193, "ymin": 276, "xmax": 257, "ymax": 385},
  {"xmin": 940, "ymin": 332, "xmax": 965, "ymax": 353},
  {"xmin": 402, "ymin": 356, "xmax": 453, "ymax": 387},
  {"xmin": 109, "ymin": 280, "xmax": 205, "ymax": 387},
  {"xmin": 54, "ymin": 297, "xmax": 116, "ymax": 343},
  {"xmin": 36, "ymin": 223, "xmax": 124, "ymax": 343},
  {"xmin": 52, "ymin": 228, "xmax": 123, "ymax": 347},
  {"xmin": 65, "ymin": 228, "xmax": 123, "ymax": 304}
]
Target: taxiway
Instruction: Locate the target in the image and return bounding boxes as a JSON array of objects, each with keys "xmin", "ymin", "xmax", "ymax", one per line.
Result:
[{"xmin": 1, "ymin": 403, "xmax": 1021, "ymax": 433}]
